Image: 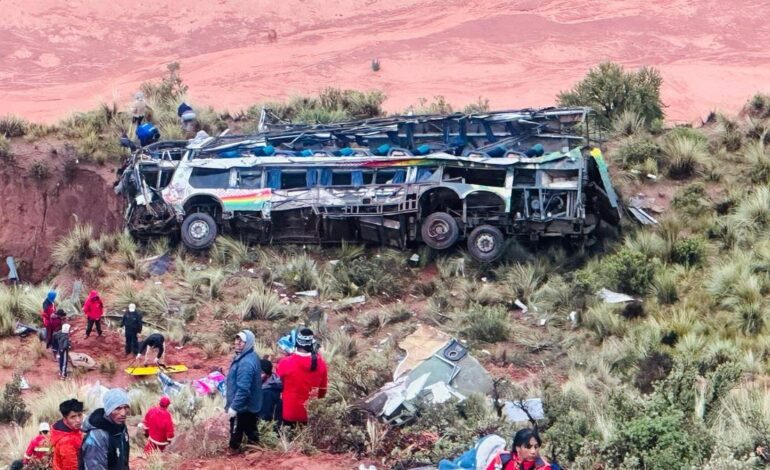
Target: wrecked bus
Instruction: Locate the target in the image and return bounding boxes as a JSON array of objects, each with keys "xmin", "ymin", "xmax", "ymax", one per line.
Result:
[{"xmin": 116, "ymin": 108, "xmax": 621, "ymax": 261}]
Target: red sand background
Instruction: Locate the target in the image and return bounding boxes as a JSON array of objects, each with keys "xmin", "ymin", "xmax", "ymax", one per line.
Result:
[{"xmin": 2, "ymin": 0, "xmax": 770, "ymax": 123}]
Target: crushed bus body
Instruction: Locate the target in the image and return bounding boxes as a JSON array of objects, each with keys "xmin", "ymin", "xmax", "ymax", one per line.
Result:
[{"xmin": 115, "ymin": 107, "xmax": 621, "ymax": 262}]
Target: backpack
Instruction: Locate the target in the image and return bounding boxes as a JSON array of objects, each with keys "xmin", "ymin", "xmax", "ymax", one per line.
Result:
[{"xmin": 438, "ymin": 434, "xmax": 508, "ymax": 470}]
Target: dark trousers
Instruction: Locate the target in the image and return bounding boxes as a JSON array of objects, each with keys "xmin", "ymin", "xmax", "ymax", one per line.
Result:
[
  {"xmin": 229, "ymin": 412, "xmax": 258, "ymax": 450},
  {"xmin": 86, "ymin": 319, "xmax": 102, "ymax": 337},
  {"xmin": 125, "ymin": 332, "xmax": 139, "ymax": 355},
  {"xmin": 59, "ymin": 350, "xmax": 68, "ymax": 377}
]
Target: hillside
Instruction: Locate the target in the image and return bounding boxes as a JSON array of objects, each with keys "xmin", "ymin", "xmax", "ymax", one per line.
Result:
[{"xmin": 2, "ymin": 0, "xmax": 770, "ymax": 122}]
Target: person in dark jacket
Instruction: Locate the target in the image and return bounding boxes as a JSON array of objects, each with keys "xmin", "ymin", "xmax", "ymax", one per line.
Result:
[
  {"xmin": 137, "ymin": 333, "xmax": 165, "ymax": 365},
  {"xmin": 225, "ymin": 329, "xmax": 262, "ymax": 452},
  {"xmin": 48, "ymin": 309, "xmax": 67, "ymax": 354},
  {"xmin": 120, "ymin": 304, "xmax": 143, "ymax": 356},
  {"xmin": 259, "ymin": 359, "xmax": 282, "ymax": 423},
  {"xmin": 80, "ymin": 388, "xmax": 130, "ymax": 470},
  {"xmin": 83, "ymin": 290, "xmax": 104, "ymax": 338},
  {"xmin": 54, "ymin": 324, "xmax": 72, "ymax": 379}
]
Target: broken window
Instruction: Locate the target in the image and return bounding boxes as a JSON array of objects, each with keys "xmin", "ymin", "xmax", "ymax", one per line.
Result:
[
  {"xmin": 189, "ymin": 168, "xmax": 231, "ymax": 189},
  {"xmin": 375, "ymin": 169, "xmax": 406, "ymax": 184},
  {"xmin": 281, "ymin": 170, "xmax": 307, "ymax": 189},
  {"xmin": 443, "ymin": 167, "xmax": 506, "ymax": 187},
  {"xmin": 237, "ymin": 168, "xmax": 262, "ymax": 189},
  {"xmin": 331, "ymin": 170, "xmax": 353, "ymax": 186},
  {"xmin": 513, "ymin": 169, "xmax": 536, "ymax": 186},
  {"xmin": 416, "ymin": 166, "xmax": 440, "ymax": 182}
]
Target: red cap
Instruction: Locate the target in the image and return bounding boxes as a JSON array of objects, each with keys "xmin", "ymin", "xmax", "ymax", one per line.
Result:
[{"xmin": 159, "ymin": 396, "xmax": 171, "ymax": 408}]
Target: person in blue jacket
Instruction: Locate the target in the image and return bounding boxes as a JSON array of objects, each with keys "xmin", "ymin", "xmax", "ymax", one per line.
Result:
[{"xmin": 225, "ymin": 329, "xmax": 262, "ymax": 452}]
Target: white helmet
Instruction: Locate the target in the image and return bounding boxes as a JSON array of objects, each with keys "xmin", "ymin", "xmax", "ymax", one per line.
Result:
[
  {"xmin": 61, "ymin": 324, "xmax": 71, "ymax": 334},
  {"xmin": 39, "ymin": 422, "xmax": 50, "ymax": 432}
]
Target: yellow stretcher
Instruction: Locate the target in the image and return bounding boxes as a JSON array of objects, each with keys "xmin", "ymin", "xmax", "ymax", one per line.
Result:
[{"xmin": 125, "ymin": 365, "xmax": 188, "ymax": 376}]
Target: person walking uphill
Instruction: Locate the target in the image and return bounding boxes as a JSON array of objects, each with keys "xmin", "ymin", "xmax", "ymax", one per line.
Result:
[
  {"xmin": 121, "ymin": 304, "xmax": 143, "ymax": 356},
  {"xmin": 83, "ymin": 290, "xmax": 104, "ymax": 338},
  {"xmin": 54, "ymin": 324, "xmax": 72, "ymax": 379},
  {"xmin": 141, "ymin": 396, "xmax": 174, "ymax": 454},
  {"xmin": 225, "ymin": 330, "xmax": 262, "ymax": 453},
  {"xmin": 276, "ymin": 328, "xmax": 328, "ymax": 425},
  {"xmin": 80, "ymin": 388, "xmax": 131, "ymax": 470},
  {"xmin": 51, "ymin": 398, "xmax": 84, "ymax": 470}
]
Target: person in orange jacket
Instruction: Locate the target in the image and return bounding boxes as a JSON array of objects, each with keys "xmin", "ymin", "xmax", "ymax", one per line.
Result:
[
  {"xmin": 275, "ymin": 328, "xmax": 328, "ymax": 425},
  {"xmin": 142, "ymin": 396, "xmax": 175, "ymax": 453},
  {"xmin": 23, "ymin": 422, "xmax": 50, "ymax": 466},
  {"xmin": 50, "ymin": 398, "xmax": 84, "ymax": 470},
  {"xmin": 83, "ymin": 290, "xmax": 104, "ymax": 338}
]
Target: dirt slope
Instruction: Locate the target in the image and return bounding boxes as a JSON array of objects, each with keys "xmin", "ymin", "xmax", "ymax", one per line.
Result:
[{"xmin": 2, "ymin": 0, "xmax": 770, "ymax": 123}]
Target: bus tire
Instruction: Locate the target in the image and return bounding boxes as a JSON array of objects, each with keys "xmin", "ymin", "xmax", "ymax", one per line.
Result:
[
  {"xmin": 467, "ymin": 225, "xmax": 504, "ymax": 262},
  {"xmin": 181, "ymin": 212, "xmax": 217, "ymax": 250},
  {"xmin": 421, "ymin": 212, "xmax": 459, "ymax": 250}
]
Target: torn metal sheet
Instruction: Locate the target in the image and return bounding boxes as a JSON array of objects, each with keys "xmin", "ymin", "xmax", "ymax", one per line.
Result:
[
  {"xmin": 503, "ymin": 398, "xmax": 545, "ymax": 422},
  {"xmin": 628, "ymin": 206, "xmax": 659, "ymax": 225},
  {"xmin": 394, "ymin": 325, "xmax": 451, "ymax": 379},
  {"xmin": 597, "ymin": 288, "xmax": 637, "ymax": 304},
  {"xmin": 6, "ymin": 256, "xmax": 18, "ymax": 283}
]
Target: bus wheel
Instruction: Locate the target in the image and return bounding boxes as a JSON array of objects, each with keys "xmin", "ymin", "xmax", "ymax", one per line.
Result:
[
  {"xmin": 467, "ymin": 225, "xmax": 504, "ymax": 262},
  {"xmin": 181, "ymin": 212, "xmax": 217, "ymax": 250},
  {"xmin": 421, "ymin": 212, "xmax": 459, "ymax": 250}
]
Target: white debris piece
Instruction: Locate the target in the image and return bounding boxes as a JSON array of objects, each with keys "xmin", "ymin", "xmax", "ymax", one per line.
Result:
[
  {"xmin": 514, "ymin": 299, "xmax": 529, "ymax": 313},
  {"xmin": 597, "ymin": 288, "xmax": 637, "ymax": 304}
]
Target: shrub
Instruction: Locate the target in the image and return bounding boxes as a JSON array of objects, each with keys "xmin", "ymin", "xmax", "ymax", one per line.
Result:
[
  {"xmin": 671, "ymin": 237, "xmax": 707, "ymax": 267},
  {"xmin": 0, "ymin": 115, "xmax": 27, "ymax": 137},
  {"xmin": 557, "ymin": 62, "xmax": 664, "ymax": 128},
  {"xmin": 614, "ymin": 136, "xmax": 661, "ymax": 167},
  {"xmin": 0, "ymin": 135, "xmax": 11, "ymax": 160},
  {"xmin": 671, "ymin": 183, "xmax": 711, "ymax": 218},
  {"xmin": 651, "ymin": 269, "xmax": 679, "ymax": 304},
  {"xmin": 237, "ymin": 284, "xmax": 284, "ymax": 321},
  {"xmin": 52, "ymin": 223, "xmax": 96, "ymax": 270},
  {"xmin": 602, "ymin": 248, "xmax": 656, "ymax": 296},
  {"xmin": 371, "ymin": 58, "xmax": 381, "ymax": 72},
  {"xmin": 0, "ymin": 374, "xmax": 30, "ymax": 424},
  {"xmin": 306, "ymin": 400, "xmax": 366, "ymax": 453},
  {"xmin": 462, "ymin": 304, "xmax": 510, "ymax": 343},
  {"xmin": 277, "ymin": 254, "xmax": 320, "ymax": 291},
  {"xmin": 611, "ymin": 109, "xmax": 646, "ymax": 137},
  {"xmin": 745, "ymin": 93, "xmax": 770, "ymax": 119},
  {"xmin": 331, "ymin": 253, "xmax": 405, "ymax": 298},
  {"xmin": 745, "ymin": 138, "xmax": 770, "ymax": 183},
  {"xmin": 662, "ymin": 134, "xmax": 706, "ymax": 179},
  {"xmin": 633, "ymin": 351, "xmax": 673, "ymax": 393}
]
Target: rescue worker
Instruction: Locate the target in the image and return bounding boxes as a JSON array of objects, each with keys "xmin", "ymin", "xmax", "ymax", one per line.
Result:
[
  {"xmin": 259, "ymin": 359, "xmax": 282, "ymax": 423},
  {"xmin": 276, "ymin": 328, "xmax": 328, "ymax": 425},
  {"xmin": 137, "ymin": 333, "xmax": 165, "ymax": 365},
  {"xmin": 141, "ymin": 396, "xmax": 175, "ymax": 454},
  {"xmin": 225, "ymin": 330, "xmax": 262, "ymax": 453},
  {"xmin": 80, "ymin": 388, "xmax": 131, "ymax": 470},
  {"xmin": 42, "ymin": 289, "xmax": 57, "ymax": 344},
  {"xmin": 50, "ymin": 398, "xmax": 84, "ymax": 470},
  {"xmin": 22, "ymin": 422, "xmax": 50, "ymax": 466},
  {"xmin": 83, "ymin": 290, "xmax": 104, "ymax": 338},
  {"xmin": 54, "ymin": 324, "xmax": 72, "ymax": 379},
  {"xmin": 121, "ymin": 303, "xmax": 143, "ymax": 356}
]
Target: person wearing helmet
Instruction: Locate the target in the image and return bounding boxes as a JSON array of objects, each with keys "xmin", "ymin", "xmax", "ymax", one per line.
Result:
[
  {"xmin": 23, "ymin": 422, "xmax": 50, "ymax": 466},
  {"xmin": 54, "ymin": 324, "xmax": 72, "ymax": 379},
  {"xmin": 121, "ymin": 304, "xmax": 143, "ymax": 357}
]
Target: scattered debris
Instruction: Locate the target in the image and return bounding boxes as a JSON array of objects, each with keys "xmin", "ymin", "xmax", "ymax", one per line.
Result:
[
  {"xmin": 538, "ymin": 318, "xmax": 547, "ymax": 326},
  {"xmin": 362, "ymin": 325, "xmax": 493, "ymax": 426},
  {"xmin": 296, "ymin": 289, "xmax": 319, "ymax": 297},
  {"xmin": 70, "ymin": 352, "xmax": 97, "ymax": 369},
  {"xmin": 408, "ymin": 253, "xmax": 420, "ymax": 267},
  {"xmin": 158, "ymin": 372, "xmax": 184, "ymax": 396},
  {"xmin": 597, "ymin": 288, "xmax": 638, "ymax": 304},
  {"xmin": 514, "ymin": 299, "xmax": 529, "ymax": 313},
  {"xmin": 14, "ymin": 321, "xmax": 39, "ymax": 337},
  {"xmin": 569, "ymin": 311, "xmax": 579, "ymax": 327},
  {"xmin": 192, "ymin": 370, "xmax": 226, "ymax": 396},
  {"xmin": 502, "ymin": 398, "xmax": 545, "ymax": 423},
  {"xmin": 337, "ymin": 295, "xmax": 366, "ymax": 307},
  {"xmin": 628, "ymin": 194, "xmax": 661, "ymax": 225},
  {"xmin": 18, "ymin": 376, "xmax": 29, "ymax": 390}
]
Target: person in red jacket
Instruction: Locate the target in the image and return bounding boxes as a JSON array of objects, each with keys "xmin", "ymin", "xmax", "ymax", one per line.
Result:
[
  {"xmin": 47, "ymin": 309, "xmax": 66, "ymax": 354},
  {"xmin": 50, "ymin": 398, "xmax": 84, "ymax": 470},
  {"xmin": 142, "ymin": 396, "xmax": 175, "ymax": 453},
  {"xmin": 82, "ymin": 290, "xmax": 104, "ymax": 338},
  {"xmin": 42, "ymin": 290, "xmax": 57, "ymax": 347},
  {"xmin": 23, "ymin": 422, "xmax": 50, "ymax": 466},
  {"xmin": 485, "ymin": 428, "xmax": 552, "ymax": 470},
  {"xmin": 275, "ymin": 328, "xmax": 328, "ymax": 425}
]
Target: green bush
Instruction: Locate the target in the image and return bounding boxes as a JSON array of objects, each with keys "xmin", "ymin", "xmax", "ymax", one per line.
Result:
[
  {"xmin": 671, "ymin": 183, "xmax": 711, "ymax": 218},
  {"xmin": 29, "ymin": 161, "xmax": 50, "ymax": 180},
  {"xmin": 462, "ymin": 304, "xmax": 511, "ymax": 343},
  {"xmin": 0, "ymin": 374, "xmax": 30, "ymax": 424},
  {"xmin": 745, "ymin": 93, "xmax": 770, "ymax": 119},
  {"xmin": 306, "ymin": 400, "xmax": 366, "ymax": 453},
  {"xmin": 663, "ymin": 134, "xmax": 707, "ymax": 179},
  {"xmin": 0, "ymin": 115, "xmax": 28, "ymax": 137},
  {"xmin": 331, "ymin": 253, "xmax": 405, "ymax": 298},
  {"xmin": 615, "ymin": 137, "xmax": 661, "ymax": 166},
  {"xmin": 51, "ymin": 224, "xmax": 96, "ymax": 270},
  {"xmin": 0, "ymin": 135, "xmax": 11, "ymax": 160},
  {"xmin": 671, "ymin": 237, "xmax": 707, "ymax": 267},
  {"xmin": 602, "ymin": 248, "xmax": 656, "ymax": 296},
  {"xmin": 557, "ymin": 61, "xmax": 664, "ymax": 129}
]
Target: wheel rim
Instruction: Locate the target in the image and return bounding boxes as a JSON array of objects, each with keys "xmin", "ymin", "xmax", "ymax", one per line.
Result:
[
  {"xmin": 474, "ymin": 233, "xmax": 496, "ymax": 253},
  {"xmin": 189, "ymin": 220, "xmax": 210, "ymax": 240},
  {"xmin": 428, "ymin": 219, "xmax": 451, "ymax": 242}
]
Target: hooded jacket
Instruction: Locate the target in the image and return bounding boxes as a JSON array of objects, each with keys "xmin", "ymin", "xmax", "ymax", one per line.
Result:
[
  {"xmin": 225, "ymin": 330, "xmax": 263, "ymax": 414},
  {"xmin": 83, "ymin": 292, "xmax": 104, "ymax": 321},
  {"xmin": 51, "ymin": 419, "xmax": 82, "ymax": 470},
  {"xmin": 54, "ymin": 331, "xmax": 71, "ymax": 352},
  {"xmin": 259, "ymin": 373, "xmax": 283, "ymax": 422},
  {"xmin": 23, "ymin": 433, "xmax": 49, "ymax": 464},
  {"xmin": 79, "ymin": 408, "xmax": 129, "ymax": 470},
  {"xmin": 276, "ymin": 351, "xmax": 328, "ymax": 423},
  {"xmin": 142, "ymin": 405, "xmax": 174, "ymax": 446},
  {"xmin": 42, "ymin": 299, "xmax": 56, "ymax": 327}
]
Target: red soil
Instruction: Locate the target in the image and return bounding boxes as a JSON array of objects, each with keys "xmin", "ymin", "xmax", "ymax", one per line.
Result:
[{"xmin": 1, "ymin": 0, "xmax": 769, "ymax": 124}]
